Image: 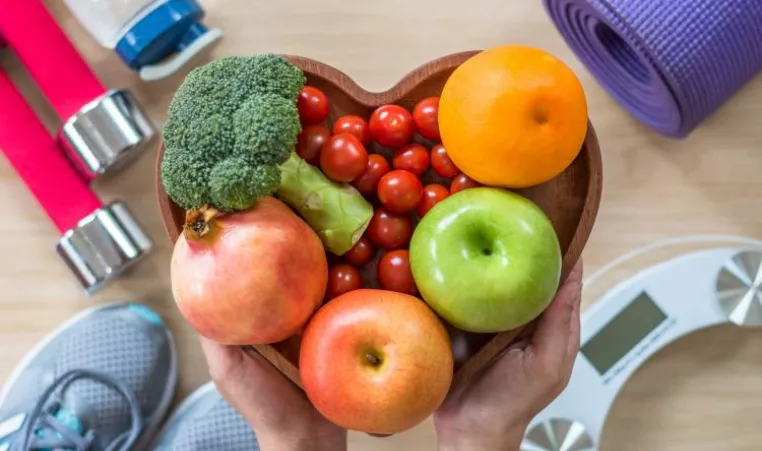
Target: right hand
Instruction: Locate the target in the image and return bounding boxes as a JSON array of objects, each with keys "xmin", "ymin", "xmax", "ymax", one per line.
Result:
[{"xmin": 434, "ymin": 262, "xmax": 583, "ymax": 451}]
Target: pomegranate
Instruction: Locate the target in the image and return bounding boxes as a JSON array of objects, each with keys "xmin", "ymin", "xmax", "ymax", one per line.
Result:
[{"xmin": 171, "ymin": 197, "xmax": 328, "ymax": 345}]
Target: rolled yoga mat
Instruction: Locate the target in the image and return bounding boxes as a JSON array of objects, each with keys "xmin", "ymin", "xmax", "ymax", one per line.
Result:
[{"xmin": 543, "ymin": 0, "xmax": 762, "ymax": 137}]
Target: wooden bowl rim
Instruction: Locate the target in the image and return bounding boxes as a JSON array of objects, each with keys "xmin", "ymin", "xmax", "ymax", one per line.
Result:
[
  {"xmin": 153, "ymin": 51, "xmax": 603, "ymax": 389},
  {"xmin": 283, "ymin": 51, "xmax": 482, "ymax": 107}
]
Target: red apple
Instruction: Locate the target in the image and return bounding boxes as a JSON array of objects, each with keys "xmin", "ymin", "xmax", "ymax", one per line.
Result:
[{"xmin": 299, "ymin": 289, "xmax": 453, "ymax": 434}]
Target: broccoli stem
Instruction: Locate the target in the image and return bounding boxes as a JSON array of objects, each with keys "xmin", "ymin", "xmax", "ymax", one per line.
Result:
[{"xmin": 277, "ymin": 153, "xmax": 374, "ymax": 255}]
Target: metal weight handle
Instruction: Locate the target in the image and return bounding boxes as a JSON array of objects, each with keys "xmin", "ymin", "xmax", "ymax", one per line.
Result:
[{"xmin": 0, "ymin": 67, "xmax": 152, "ymax": 294}]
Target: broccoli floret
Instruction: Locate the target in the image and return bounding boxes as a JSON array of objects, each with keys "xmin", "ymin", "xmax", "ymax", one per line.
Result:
[
  {"xmin": 160, "ymin": 54, "xmax": 304, "ymax": 212},
  {"xmin": 160, "ymin": 148, "xmax": 212, "ymax": 211},
  {"xmin": 245, "ymin": 54, "xmax": 306, "ymax": 101},
  {"xmin": 163, "ymin": 54, "xmax": 304, "ymax": 131},
  {"xmin": 233, "ymin": 94, "xmax": 299, "ymax": 166},
  {"xmin": 161, "ymin": 53, "xmax": 373, "ymax": 255},
  {"xmin": 209, "ymin": 157, "xmax": 281, "ymax": 210},
  {"xmin": 165, "ymin": 57, "xmax": 246, "ymax": 125}
]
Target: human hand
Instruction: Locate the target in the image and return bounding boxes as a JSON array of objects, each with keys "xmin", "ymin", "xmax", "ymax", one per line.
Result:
[
  {"xmin": 434, "ymin": 262, "xmax": 583, "ymax": 451},
  {"xmin": 200, "ymin": 338, "xmax": 347, "ymax": 451}
]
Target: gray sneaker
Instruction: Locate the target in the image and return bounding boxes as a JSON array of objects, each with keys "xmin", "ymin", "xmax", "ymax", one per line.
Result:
[
  {"xmin": 150, "ymin": 382, "xmax": 259, "ymax": 450},
  {"xmin": 0, "ymin": 302, "xmax": 177, "ymax": 450}
]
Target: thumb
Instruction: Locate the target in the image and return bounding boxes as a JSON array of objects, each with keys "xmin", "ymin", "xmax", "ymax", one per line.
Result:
[
  {"xmin": 199, "ymin": 336, "xmax": 245, "ymax": 379},
  {"xmin": 199, "ymin": 336, "xmax": 311, "ymax": 427},
  {"xmin": 199, "ymin": 336, "xmax": 292, "ymax": 396},
  {"xmin": 199, "ymin": 336, "xmax": 252, "ymax": 394},
  {"xmin": 530, "ymin": 262, "xmax": 583, "ymax": 373}
]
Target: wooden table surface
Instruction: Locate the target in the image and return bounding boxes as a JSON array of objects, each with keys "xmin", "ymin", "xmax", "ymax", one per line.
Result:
[{"xmin": 2, "ymin": 1, "xmax": 762, "ymax": 449}]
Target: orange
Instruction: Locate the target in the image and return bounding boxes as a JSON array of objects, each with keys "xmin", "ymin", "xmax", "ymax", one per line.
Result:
[{"xmin": 438, "ymin": 45, "xmax": 588, "ymax": 188}]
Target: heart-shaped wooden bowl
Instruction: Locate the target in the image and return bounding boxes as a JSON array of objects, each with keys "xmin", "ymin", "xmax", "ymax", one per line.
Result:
[{"xmin": 155, "ymin": 50, "xmax": 602, "ymax": 404}]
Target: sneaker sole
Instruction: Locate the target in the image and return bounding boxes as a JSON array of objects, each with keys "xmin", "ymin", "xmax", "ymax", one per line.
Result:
[{"xmin": 0, "ymin": 302, "xmax": 178, "ymax": 449}]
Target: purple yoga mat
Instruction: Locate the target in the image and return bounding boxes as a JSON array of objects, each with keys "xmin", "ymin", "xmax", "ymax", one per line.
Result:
[{"xmin": 543, "ymin": 0, "xmax": 762, "ymax": 137}]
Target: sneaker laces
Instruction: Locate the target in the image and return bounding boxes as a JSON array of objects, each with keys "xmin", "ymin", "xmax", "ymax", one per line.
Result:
[{"xmin": 13, "ymin": 369, "xmax": 144, "ymax": 451}]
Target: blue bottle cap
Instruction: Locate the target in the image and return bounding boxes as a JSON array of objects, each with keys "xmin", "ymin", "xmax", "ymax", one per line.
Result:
[{"xmin": 115, "ymin": 0, "xmax": 212, "ymax": 71}]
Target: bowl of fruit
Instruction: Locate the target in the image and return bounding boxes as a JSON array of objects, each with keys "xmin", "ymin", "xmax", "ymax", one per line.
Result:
[{"xmin": 155, "ymin": 47, "xmax": 602, "ymax": 435}]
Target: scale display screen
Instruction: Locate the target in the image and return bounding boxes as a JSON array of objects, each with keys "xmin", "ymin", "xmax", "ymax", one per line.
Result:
[{"xmin": 582, "ymin": 292, "xmax": 667, "ymax": 375}]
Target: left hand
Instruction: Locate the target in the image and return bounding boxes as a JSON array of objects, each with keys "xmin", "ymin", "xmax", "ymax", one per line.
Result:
[
  {"xmin": 434, "ymin": 261, "xmax": 583, "ymax": 451},
  {"xmin": 200, "ymin": 338, "xmax": 347, "ymax": 451}
]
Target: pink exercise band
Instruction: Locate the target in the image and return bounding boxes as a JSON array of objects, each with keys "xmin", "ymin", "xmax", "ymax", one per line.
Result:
[{"xmin": 0, "ymin": 0, "xmax": 106, "ymax": 121}]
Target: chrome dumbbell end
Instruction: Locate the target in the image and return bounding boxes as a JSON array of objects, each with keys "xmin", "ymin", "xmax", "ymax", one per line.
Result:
[
  {"xmin": 58, "ymin": 90, "xmax": 155, "ymax": 181},
  {"xmin": 56, "ymin": 201, "xmax": 153, "ymax": 295}
]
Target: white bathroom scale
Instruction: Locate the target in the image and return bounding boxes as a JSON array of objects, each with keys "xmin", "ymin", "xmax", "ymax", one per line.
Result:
[{"xmin": 520, "ymin": 239, "xmax": 762, "ymax": 451}]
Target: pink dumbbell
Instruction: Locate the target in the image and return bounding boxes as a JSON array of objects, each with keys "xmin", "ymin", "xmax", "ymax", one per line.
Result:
[
  {"xmin": 0, "ymin": 69, "xmax": 152, "ymax": 294},
  {"xmin": 0, "ymin": 0, "xmax": 154, "ymax": 181}
]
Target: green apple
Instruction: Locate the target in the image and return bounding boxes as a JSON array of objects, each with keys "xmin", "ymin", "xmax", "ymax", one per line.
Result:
[{"xmin": 409, "ymin": 187, "xmax": 561, "ymax": 333}]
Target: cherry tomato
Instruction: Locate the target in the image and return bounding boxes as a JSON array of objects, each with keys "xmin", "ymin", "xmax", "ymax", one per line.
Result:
[
  {"xmin": 430, "ymin": 144, "xmax": 460, "ymax": 179},
  {"xmin": 450, "ymin": 173, "xmax": 483, "ymax": 194},
  {"xmin": 366, "ymin": 208, "xmax": 413, "ymax": 249},
  {"xmin": 369, "ymin": 105, "xmax": 414, "ymax": 148},
  {"xmin": 297, "ymin": 86, "xmax": 329, "ymax": 125},
  {"xmin": 377, "ymin": 170, "xmax": 424, "ymax": 214},
  {"xmin": 352, "ymin": 154, "xmax": 390, "ymax": 197},
  {"xmin": 344, "ymin": 236, "xmax": 375, "ymax": 267},
  {"xmin": 320, "ymin": 133, "xmax": 369, "ymax": 183},
  {"xmin": 416, "ymin": 184, "xmax": 450, "ymax": 217},
  {"xmin": 378, "ymin": 250, "xmax": 417, "ymax": 295},
  {"xmin": 333, "ymin": 115, "xmax": 370, "ymax": 146},
  {"xmin": 412, "ymin": 97, "xmax": 440, "ymax": 141},
  {"xmin": 296, "ymin": 125, "xmax": 330, "ymax": 165},
  {"xmin": 326, "ymin": 264, "xmax": 363, "ymax": 299},
  {"xmin": 392, "ymin": 144, "xmax": 429, "ymax": 176}
]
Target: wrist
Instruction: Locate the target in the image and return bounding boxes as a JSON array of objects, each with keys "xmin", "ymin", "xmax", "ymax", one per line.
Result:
[
  {"xmin": 436, "ymin": 424, "xmax": 526, "ymax": 451},
  {"xmin": 256, "ymin": 430, "xmax": 347, "ymax": 451},
  {"xmin": 438, "ymin": 435, "xmax": 523, "ymax": 451}
]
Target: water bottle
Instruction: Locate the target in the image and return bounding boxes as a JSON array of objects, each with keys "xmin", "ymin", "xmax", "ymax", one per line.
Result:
[{"xmin": 62, "ymin": 0, "xmax": 222, "ymax": 81}]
